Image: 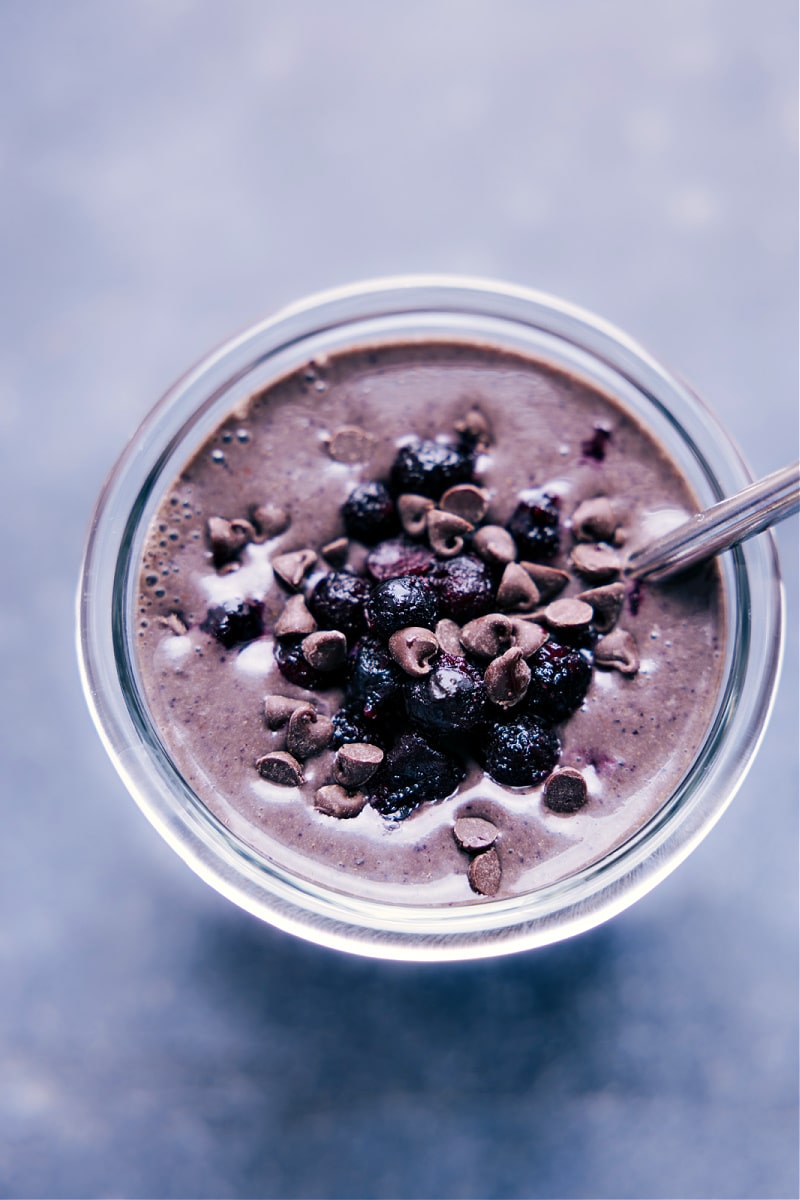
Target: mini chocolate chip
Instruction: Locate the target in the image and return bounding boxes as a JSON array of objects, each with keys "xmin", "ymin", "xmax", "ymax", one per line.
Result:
[
  {"xmin": 496, "ymin": 562, "xmax": 541, "ymax": 612},
  {"xmin": 427, "ymin": 509, "xmax": 473, "ymax": 557},
  {"xmin": 594, "ymin": 629, "xmax": 640, "ymax": 675},
  {"xmin": 454, "ymin": 406, "xmax": 493, "ymax": 451},
  {"xmin": 435, "ymin": 618, "xmax": 465, "ymax": 657},
  {"xmin": 484, "ymin": 646, "xmax": 531, "ymax": 709},
  {"xmin": 468, "ymin": 847, "xmax": 502, "ymax": 896},
  {"xmin": 327, "ymin": 425, "xmax": 377, "ymax": 464},
  {"xmin": 507, "ymin": 618, "xmax": 549, "ymax": 658},
  {"xmin": 207, "ymin": 516, "xmax": 252, "ymax": 565},
  {"xmin": 460, "ymin": 613, "xmax": 514, "ymax": 659},
  {"xmin": 272, "ymin": 548, "xmax": 318, "ymax": 590},
  {"xmin": 472, "ymin": 524, "xmax": 517, "ymax": 566},
  {"xmin": 264, "ymin": 695, "xmax": 309, "ymax": 730},
  {"xmin": 321, "ymin": 537, "xmax": 349, "ymax": 567},
  {"xmin": 518, "ymin": 562, "xmax": 570, "ymax": 601},
  {"xmin": 453, "ymin": 816, "xmax": 498, "ymax": 852},
  {"xmin": 314, "ymin": 784, "xmax": 367, "ymax": 819},
  {"xmin": 571, "ymin": 497, "xmax": 617, "ymax": 542},
  {"xmin": 388, "ymin": 626, "xmax": 439, "ymax": 677},
  {"xmin": 287, "ymin": 705, "xmax": 334, "ymax": 758},
  {"xmin": 274, "ymin": 594, "xmax": 318, "ymax": 637},
  {"xmin": 542, "ymin": 598, "xmax": 594, "ymax": 631},
  {"xmin": 301, "ymin": 629, "xmax": 347, "ymax": 671},
  {"xmin": 543, "ymin": 768, "xmax": 588, "ymax": 813},
  {"xmin": 397, "ymin": 493, "xmax": 435, "ymax": 538},
  {"xmin": 570, "ymin": 542, "xmax": 622, "ymax": 583},
  {"xmin": 333, "ymin": 742, "xmax": 385, "ymax": 788},
  {"xmin": 439, "ymin": 483, "xmax": 489, "ymax": 525},
  {"xmin": 577, "ymin": 582, "xmax": 625, "ymax": 634},
  {"xmin": 251, "ymin": 503, "xmax": 290, "ymax": 540},
  {"xmin": 255, "ymin": 750, "xmax": 304, "ymax": 786}
]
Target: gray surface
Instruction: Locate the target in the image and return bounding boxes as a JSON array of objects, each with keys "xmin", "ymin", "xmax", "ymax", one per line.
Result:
[{"xmin": 1, "ymin": 2, "xmax": 797, "ymax": 1198}]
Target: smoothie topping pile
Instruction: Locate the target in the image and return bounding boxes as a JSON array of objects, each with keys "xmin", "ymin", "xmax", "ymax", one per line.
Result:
[{"xmin": 198, "ymin": 410, "xmax": 642, "ymax": 897}]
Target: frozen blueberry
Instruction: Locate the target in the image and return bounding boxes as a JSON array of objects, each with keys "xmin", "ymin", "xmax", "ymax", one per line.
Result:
[
  {"xmin": 426, "ymin": 554, "xmax": 494, "ymax": 624},
  {"xmin": 365, "ymin": 535, "xmax": 436, "ymax": 582},
  {"xmin": 367, "ymin": 731, "xmax": 465, "ymax": 820},
  {"xmin": 366, "ymin": 575, "xmax": 438, "ymax": 638},
  {"xmin": 390, "ymin": 438, "xmax": 474, "ymax": 499},
  {"xmin": 342, "ymin": 481, "xmax": 399, "ymax": 545},
  {"xmin": 405, "ymin": 653, "xmax": 488, "ymax": 735},
  {"xmin": 201, "ymin": 600, "xmax": 264, "ymax": 648},
  {"xmin": 308, "ymin": 572, "xmax": 370, "ymax": 640},
  {"xmin": 346, "ymin": 636, "xmax": 404, "ymax": 718},
  {"xmin": 507, "ymin": 491, "xmax": 561, "ymax": 562},
  {"xmin": 483, "ymin": 716, "xmax": 560, "ymax": 786},
  {"xmin": 274, "ymin": 636, "xmax": 345, "ymax": 691},
  {"xmin": 525, "ymin": 640, "xmax": 593, "ymax": 723}
]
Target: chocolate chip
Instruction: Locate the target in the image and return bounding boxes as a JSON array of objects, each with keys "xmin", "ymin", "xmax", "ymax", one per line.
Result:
[
  {"xmin": 439, "ymin": 483, "xmax": 489, "ymax": 525},
  {"xmin": 287, "ymin": 704, "xmax": 334, "ymax": 758},
  {"xmin": 543, "ymin": 768, "xmax": 588, "ymax": 813},
  {"xmin": 472, "ymin": 524, "xmax": 517, "ymax": 566},
  {"xmin": 159, "ymin": 612, "xmax": 188, "ymax": 636},
  {"xmin": 459, "ymin": 613, "xmax": 514, "ymax": 659},
  {"xmin": 435, "ymin": 618, "xmax": 465, "ymax": 657},
  {"xmin": 542, "ymin": 598, "xmax": 594, "ymax": 631},
  {"xmin": 468, "ymin": 847, "xmax": 502, "ymax": 896},
  {"xmin": 571, "ymin": 497, "xmax": 617, "ymax": 542},
  {"xmin": 577, "ymin": 582, "xmax": 625, "ymax": 633},
  {"xmin": 274, "ymin": 594, "xmax": 318, "ymax": 637},
  {"xmin": 427, "ymin": 509, "xmax": 473, "ymax": 558},
  {"xmin": 496, "ymin": 562, "xmax": 541, "ymax": 612},
  {"xmin": 507, "ymin": 618, "xmax": 549, "ymax": 658},
  {"xmin": 388, "ymin": 626, "xmax": 439, "ymax": 677},
  {"xmin": 255, "ymin": 751, "xmax": 304, "ymax": 786},
  {"xmin": 207, "ymin": 516, "xmax": 253, "ymax": 566},
  {"xmin": 518, "ymin": 562, "xmax": 570, "ymax": 602},
  {"xmin": 569, "ymin": 542, "xmax": 622, "ymax": 583},
  {"xmin": 333, "ymin": 742, "xmax": 385, "ymax": 788},
  {"xmin": 454, "ymin": 406, "xmax": 493, "ymax": 451},
  {"xmin": 594, "ymin": 629, "xmax": 640, "ymax": 675},
  {"xmin": 321, "ymin": 537, "xmax": 349, "ymax": 567},
  {"xmin": 301, "ymin": 629, "xmax": 347, "ymax": 671},
  {"xmin": 453, "ymin": 816, "xmax": 498, "ymax": 851},
  {"xmin": 397, "ymin": 493, "xmax": 435, "ymax": 538},
  {"xmin": 264, "ymin": 695, "xmax": 309, "ymax": 730},
  {"xmin": 272, "ymin": 548, "xmax": 318, "ymax": 589},
  {"xmin": 314, "ymin": 784, "xmax": 367, "ymax": 819},
  {"xmin": 484, "ymin": 646, "xmax": 531, "ymax": 709},
  {"xmin": 327, "ymin": 425, "xmax": 377, "ymax": 464},
  {"xmin": 251, "ymin": 503, "xmax": 290, "ymax": 540}
]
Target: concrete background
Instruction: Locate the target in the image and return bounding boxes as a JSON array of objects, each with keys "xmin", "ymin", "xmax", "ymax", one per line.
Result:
[{"xmin": 1, "ymin": 2, "xmax": 797, "ymax": 1197}]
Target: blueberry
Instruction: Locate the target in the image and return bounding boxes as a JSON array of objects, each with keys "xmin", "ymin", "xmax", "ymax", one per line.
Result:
[
  {"xmin": 507, "ymin": 491, "xmax": 561, "ymax": 562},
  {"xmin": 366, "ymin": 575, "xmax": 438, "ymax": 638},
  {"xmin": 390, "ymin": 438, "xmax": 474, "ymax": 499},
  {"xmin": 365, "ymin": 535, "xmax": 436, "ymax": 582},
  {"xmin": 581, "ymin": 425, "xmax": 612, "ymax": 462},
  {"xmin": 274, "ymin": 636, "xmax": 344, "ymax": 690},
  {"xmin": 426, "ymin": 554, "xmax": 494, "ymax": 624},
  {"xmin": 525, "ymin": 640, "xmax": 593, "ymax": 723},
  {"xmin": 483, "ymin": 716, "xmax": 560, "ymax": 786},
  {"xmin": 346, "ymin": 636, "xmax": 404, "ymax": 718},
  {"xmin": 367, "ymin": 731, "xmax": 465, "ymax": 820},
  {"xmin": 342, "ymin": 481, "xmax": 398, "ymax": 545},
  {"xmin": 308, "ymin": 571, "xmax": 370, "ymax": 639},
  {"xmin": 201, "ymin": 600, "xmax": 264, "ymax": 648},
  {"xmin": 405, "ymin": 653, "xmax": 488, "ymax": 734}
]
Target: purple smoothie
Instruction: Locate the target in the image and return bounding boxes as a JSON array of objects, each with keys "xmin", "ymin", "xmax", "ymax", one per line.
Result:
[{"xmin": 134, "ymin": 340, "xmax": 725, "ymax": 903}]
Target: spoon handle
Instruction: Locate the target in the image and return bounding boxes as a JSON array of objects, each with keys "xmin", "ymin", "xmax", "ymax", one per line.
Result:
[{"xmin": 626, "ymin": 461, "xmax": 800, "ymax": 583}]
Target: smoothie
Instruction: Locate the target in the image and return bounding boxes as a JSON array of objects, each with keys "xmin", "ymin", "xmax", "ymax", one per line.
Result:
[{"xmin": 134, "ymin": 340, "xmax": 725, "ymax": 904}]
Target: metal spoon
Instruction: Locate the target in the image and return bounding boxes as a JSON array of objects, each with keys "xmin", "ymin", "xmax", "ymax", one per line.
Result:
[{"xmin": 625, "ymin": 461, "xmax": 800, "ymax": 583}]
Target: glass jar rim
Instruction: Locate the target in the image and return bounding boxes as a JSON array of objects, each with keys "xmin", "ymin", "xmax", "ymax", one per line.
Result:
[{"xmin": 77, "ymin": 275, "xmax": 784, "ymax": 961}]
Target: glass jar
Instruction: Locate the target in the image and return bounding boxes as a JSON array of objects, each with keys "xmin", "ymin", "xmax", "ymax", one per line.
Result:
[{"xmin": 78, "ymin": 277, "xmax": 783, "ymax": 960}]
